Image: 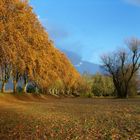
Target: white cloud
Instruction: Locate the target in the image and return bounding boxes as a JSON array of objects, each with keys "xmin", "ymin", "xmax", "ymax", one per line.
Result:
[
  {"xmin": 75, "ymin": 62, "xmax": 83, "ymax": 67},
  {"xmin": 37, "ymin": 15, "xmax": 40, "ymax": 19},
  {"xmin": 123, "ymin": 0, "xmax": 140, "ymax": 6},
  {"xmin": 41, "ymin": 21, "xmax": 70, "ymax": 40}
]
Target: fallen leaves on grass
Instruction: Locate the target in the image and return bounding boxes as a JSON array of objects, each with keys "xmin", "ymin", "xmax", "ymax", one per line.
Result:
[{"xmin": 0, "ymin": 98, "xmax": 139, "ymax": 140}]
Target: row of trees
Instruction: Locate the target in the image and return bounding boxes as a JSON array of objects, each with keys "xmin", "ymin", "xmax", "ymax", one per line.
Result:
[
  {"xmin": 0, "ymin": 0, "xmax": 50, "ymax": 93},
  {"xmin": 0, "ymin": 1, "xmax": 139, "ymax": 98},
  {"xmin": 0, "ymin": 0, "xmax": 81, "ymax": 94}
]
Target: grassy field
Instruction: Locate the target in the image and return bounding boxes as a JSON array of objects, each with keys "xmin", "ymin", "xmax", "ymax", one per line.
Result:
[{"xmin": 0, "ymin": 94, "xmax": 139, "ymax": 140}]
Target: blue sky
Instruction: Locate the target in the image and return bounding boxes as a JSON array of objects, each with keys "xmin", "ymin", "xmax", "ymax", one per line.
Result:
[{"xmin": 30, "ymin": 0, "xmax": 140, "ymax": 64}]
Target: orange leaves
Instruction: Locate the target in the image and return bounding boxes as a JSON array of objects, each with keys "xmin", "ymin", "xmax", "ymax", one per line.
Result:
[
  {"xmin": 0, "ymin": 97, "xmax": 140, "ymax": 139},
  {"xmin": 0, "ymin": 0, "xmax": 80, "ymax": 93}
]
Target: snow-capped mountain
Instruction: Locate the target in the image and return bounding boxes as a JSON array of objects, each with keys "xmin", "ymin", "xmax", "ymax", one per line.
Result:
[{"xmin": 61, "ymin": 49, "xmax": 103, "ymax": 74}]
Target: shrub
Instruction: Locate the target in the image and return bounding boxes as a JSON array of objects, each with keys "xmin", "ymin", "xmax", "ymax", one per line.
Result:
[
  {"xmin": 16, "ymin": 86, "xmax": 23, "ymax": 93},
  {"xmin": 26, "ymin": 84, "xmax": 39, "ymax": 94},
  {"xmin": 128, "ymin": 76, "xmax": 138, "ymax": 97},
  {"xmin": 75, "ymin": 74, "xmax": 93, "ymax": 96},
  {"xmin": 92, "ymin": 73, "xmax": 115, "ymax": 97}
]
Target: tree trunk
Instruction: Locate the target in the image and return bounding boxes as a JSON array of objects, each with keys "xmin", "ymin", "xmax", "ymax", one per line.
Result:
[
  {"xmin": 22, "ymin": 77, "xmax": 28, "ymax": 93},
  {"xmin": 22, "ymin": 83, "xmax": 27, "ymax": 93},
  {"xmin": 124, "ymin": 86, "xmax": 129, "ymax": 98},
  {"xmin": 13, "ymin": 80, "xmax": 17, "ymax": 93},
  {"xmin": 1, "ymin": 82, "xmax": 6, "ymax": 93},
  {"xmin": 114, "ymin": 83, "xmax": 122, "ymax": 98},
  {"xmin": 114, "ymin": 81, "xmax": 127, "ymax": 98}
]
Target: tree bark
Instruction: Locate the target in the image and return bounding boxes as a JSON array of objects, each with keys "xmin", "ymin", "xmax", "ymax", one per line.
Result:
[
  {"xmin": 22, "ymin": 74, "xmax": 28, "ymax": 93},
  {"xmin": 1, "ymin": 82, "xmax": 6, "ymax": 93},
  {"xmin": 22, "ymin": 83, "xmax": 27, "ymax": 93},
  {"xmin": 13, "ymin": 80, "xmax": 17, "ymax": 93}
]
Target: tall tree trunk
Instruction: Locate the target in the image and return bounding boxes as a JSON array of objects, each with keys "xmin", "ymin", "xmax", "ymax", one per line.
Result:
[
  {"xmin": 13, "ymin": 80, "xmax": 17, "ymax": 93},
  {"xmin": 22, "ymin": 74, "xmax": 28, "ymax": 93},
  {"xmin": 1, "ymin": 82, "xmax": 6, "ymax": 93},
  {"xmin": 124, "ymin": 84, "xmax": 129, "ymax": 98},
  {"xmin": 22, "ymin": 82, "xmax": 27, "ymax": 93},
  {"xmin": 114, "ymin": 82, "xmax": 122, "ymax": 98},
  {"xmin": 115, "ymin": 81, "xmax": 126, "ymax": 98}
]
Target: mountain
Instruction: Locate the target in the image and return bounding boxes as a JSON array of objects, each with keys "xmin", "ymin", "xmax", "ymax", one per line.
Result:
[{"xmin": 61, "ymin": 49, "xmax": 103, "ymax": 75}]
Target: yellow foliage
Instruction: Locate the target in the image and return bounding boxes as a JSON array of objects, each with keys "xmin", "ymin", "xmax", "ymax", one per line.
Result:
[{"xmin": 0, "ymin": 0, "xmax": 81, "ymax": 93}]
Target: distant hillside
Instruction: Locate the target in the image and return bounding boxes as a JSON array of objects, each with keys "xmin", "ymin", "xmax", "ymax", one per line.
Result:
[{"xmin": 61, "ymin": 49, "xmax": 103, "ymax": 74}]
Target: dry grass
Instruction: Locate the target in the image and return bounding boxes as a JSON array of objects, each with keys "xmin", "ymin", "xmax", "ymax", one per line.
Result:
[{"xmin": 0, "ymin": 93, "xmax": 139, "ymax": 140}]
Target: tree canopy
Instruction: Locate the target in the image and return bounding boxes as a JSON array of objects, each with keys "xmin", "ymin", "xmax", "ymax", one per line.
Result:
[{"xmin": 0, "ymin": 0, "xmax": 81, "ymax": 94}]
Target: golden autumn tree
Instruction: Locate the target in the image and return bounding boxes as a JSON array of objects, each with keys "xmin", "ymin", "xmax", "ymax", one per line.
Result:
[
  {"xmin": 0, "ymin": 0, "xmax": 81, "ymax": 94},
  {"xmin": 0, "ymin": 0, "xmax": 41, "ymax": 93},
  {"xmin": 0, "ymin": 0, "xmax": 17, "ymax": 92}
]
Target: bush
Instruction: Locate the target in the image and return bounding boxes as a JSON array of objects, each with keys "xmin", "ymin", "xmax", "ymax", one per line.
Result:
[
  {"xmin": 80, "ymin": 92, "xmax": 93, "ymax": 98},
  {"xmin": 16, "ymin": 86, "xmax": 23, "ymax": 93},
  {"xmin": 48, "ymin": 80, "xmax": 65, "ymax": 95},
  {"xmin": 26, "ymin": 84, "xmax": 39, "ymax": 94},
  {"xmin": 128, "ymin": 82, "xmax": 137, "ymax": 97},
  {"xmin": 92, "ymin": 73, "xmax": 115, "ymax": 97}
]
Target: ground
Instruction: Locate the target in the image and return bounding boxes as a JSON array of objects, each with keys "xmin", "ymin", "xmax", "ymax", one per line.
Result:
[{"xmin": 0, "ymin": 94, "xmax": 139, "ymax": 140}]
